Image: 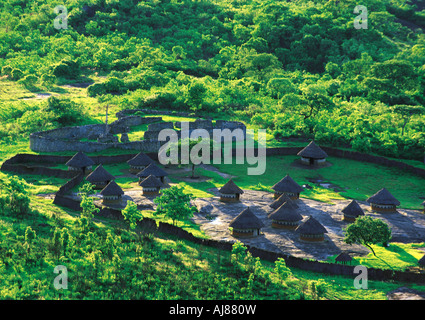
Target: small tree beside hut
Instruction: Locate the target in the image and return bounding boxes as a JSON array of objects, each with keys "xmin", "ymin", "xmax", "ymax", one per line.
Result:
[
  {"xmin": 153, "ymin": 185, "xmax": 197, "ymax": 226},
  {"xmin": 344, "ymin": 216, "xmax": 392, "ymax": 257}
]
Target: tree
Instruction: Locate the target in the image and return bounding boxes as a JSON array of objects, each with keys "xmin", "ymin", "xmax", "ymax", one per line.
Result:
[
  {"xmin": 3, "ymin": 177, "xmax": 31, "ymax": 219},
  {"xmin": 344, "ymin": 216, "xmax": 392, "ymax": 256},
  {"xmin": 52, "ymin": 59, "xmax": 80, "ymax": 79},
  {"xmin": 44, "ymin": 96, "xmax": 85, "ymax": 126},
  {"xmin": 185, "ymin": 81, "xmax": 208, "ymax": 113},
  {"xmin": 274, "ymin": 257, "xmax": 291, "ymax": 282},
  {"xmin": 392, "ymin": 105, "xmax": 425, "ymax": 136},
  {"xmin": 122, "ymin": 200, "xmax": 141, "ymax": 230},
  {"xmin": 78, "ymin": 183, "xmax": 99, "ymax": 228},
  {"xmin": 153, "ymin": 185, "xmax": 197, "ymax": 226},
  {"xmin": 24, "ymin": 226, "xmax": 36, "ymax": 255}
]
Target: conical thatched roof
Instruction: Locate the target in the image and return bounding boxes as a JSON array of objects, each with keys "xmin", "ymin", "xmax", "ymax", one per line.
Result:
[
  {"xmin": 341, "ymin": 200, "xmax": 365, "ymax": 218},
  {"xmin": 139, "ymin": 175, "xmax": 163, "ymax": 188},
  {"xmin": 297, "ymin": 141, "xmax": 328, "ymax": 159},
  {"xmin": 366, "ymin": 188, "xmax": 400, "ymax": 206},
  {"xmin": 136, "ymin": 163, "xmax": 168, "ymax": 178},
  {"xmin": 335, "ymin": 252, "xmax": 353, "ymax": 263},
  {"xmin": 127, "ymin": 152, "xmax": 154, "ymax": 167},
  {"xmin": 219, "ymin": 179, "xmax": 244, "ymax": 195},
  {"xmin": 100, "ymin": 180, "xmax": 124, "ymax": 196},
  {"xmin": 418, "ymin": 254, "xmax": 425, "ymax": 266},
  {"xmin": 229, "ymin": 207, "xmax": 265, "ymax": 230},
  {"xmin": 66, "ymin": 151, "xmax": 95, "ymax": 168},
  {"xmin": 268, "ymin": 202, "xmax": 303, "ymax": 222},
  {"xmin": 270, "ymin": 194, "xmax": 299, "ymax": 210},
  {"xmin": 86, "ymin": 164, "xmax": 115, "ymax": 183},
  {"xmin": 272, "ymin": 175, "xmax": 304, "ymax": 193},
  {"xmin": 295, "ymin": 216, "xmax": 328, "ymax": 235}
]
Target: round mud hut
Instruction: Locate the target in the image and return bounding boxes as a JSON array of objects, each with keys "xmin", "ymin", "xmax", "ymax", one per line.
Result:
[
  {"xmin": 341, "ymin": 200, "xmax": 365, "ymax": 222},
  {"xmin": 127, "ymin": 152, "xmax": 154, "ymax": 174},
  {"xmin": 272, "ymin": 174, "xmax": 304, "ymax": 199},
  {"xmin": 139, "ymin": 174, "xmax": 163, "ymax": 197},
  {"xmin": 136, "ymin": 163, "xmax": 168, "ymax": 183},
  {"xmin": 268, "ymin": 202, "xmax": 303, "ymax": 229},
  {"xmin": 295, "ymin": 215, "xmax": 328, "ymax": 242},
  {"xmin": 100, "ymin": 180, "xmax": 124, "ymax": 205},
  {"xmin": 85, "ymin": 164, "xmax": 115, "ymax": 189},
  {"xmin": 335, "ymin": 252, "xmax": 353, "ymax": 265},
  {"xmin": 366, "ymin": 188, "xmax": 400, "ymax": 213},
  {"xmin": 219, "ymin": 178, "xmax": 244, "ymax": 202},
  {"xmin": 229, "ymin": 207, "xmax": 265, "ymax": 238},
  {"xmin": 66, "ymin": 151, "xmax": 95, "ymax": 174},
  {"xmin": 269, "ymin": 193, "xmax": 299, "ymax": 210},
  {"xmin": 297, "ymin": 141, "xmax": 328, "ymax": 166}
]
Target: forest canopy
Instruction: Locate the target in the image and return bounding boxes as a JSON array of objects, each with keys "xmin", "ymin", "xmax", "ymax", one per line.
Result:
[{"xmin": 1, "ymin": 0, "xmax": 425, "ymax": 160}]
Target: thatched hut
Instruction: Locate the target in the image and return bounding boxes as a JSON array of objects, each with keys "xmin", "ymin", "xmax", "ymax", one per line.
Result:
[
  {"xmin": 268, "ymin": 202, "xmax": 303, "ymax": 229},
  {"xmin": 127, "ymin": 152, "xmax": 154, "ymax": 174},
  {"xmin": 297, "ymin": 141, "xmax": 328, "ymax": 166},
  {"xmin": 66, "ymin": 151, "xmax": 95, "ymax": 174},
  {"xmin": 136, "ymin": 163, "xmax": 168, "ymax": 183},
  {"xmin": 85, "ymin": 164, "xmax": 115, "ymax": 189},
  {"xmin": 272, "ymin": 174, "xmax": 304, "ymax": 199},
  {"xmin": 295, "ymin": 215, "xmax": 328, "ymax": 242},
  {"xmin": 341, "ymin": 200, "xmax": 365, "ymax": 222},
  {"xmin": 335, "ymin": 252, "xmax": 353, "ymax": 265},
  {"xmin": 229, "ymin": 207, "xmax": 265, "ymax": 238},
  {"xmin": 269, "ymin": 193, "xmax": 299, "ymax": 210},
  {"xmin": 219, "ymin": 179, "xmax": 244, "ymax": 202},
  {"xmin": 139, "ymin": 174, "xmax": 163, "ymax": 196},
  {"xmin": 366, "ymin": 188, "xmax": 400, "ymax": 213},
  {"xmin": 100, "ymin": 180, "xmax": 124, "ymax": 205}
]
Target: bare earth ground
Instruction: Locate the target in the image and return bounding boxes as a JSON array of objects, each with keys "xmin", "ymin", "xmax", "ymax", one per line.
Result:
[{"xmin": 191, "ymin": 189, "xmax": 425, "ymax": 261}]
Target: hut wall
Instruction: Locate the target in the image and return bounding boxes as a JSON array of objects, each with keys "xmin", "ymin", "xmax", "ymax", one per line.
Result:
[
  {"xmin": 299, "ymin": 234, "xmax": 325, "ymax": 242},
  {"xmin": 271, "ymin": 221, "xmax": 298, "ymax": 230},
  {"xmin": 371, "ymin": 204, "xmax": 397, "ymax": 212}
]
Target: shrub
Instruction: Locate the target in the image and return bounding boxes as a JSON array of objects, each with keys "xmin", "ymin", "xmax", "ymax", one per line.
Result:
[
  {"xmin": 52, "ymin": 59, "xmax": 80, "ymax": 79},
  {"xmin": 1, "ymin": 65, "xmax": 13, "ymax": 77},
  {"xmin": 44, "ymin": 96, "xmax": 86, "ymax": 126},
  {"xmin": 10, "ymin": 68, "xmax": 24, "ymax": 81},
  {"xmin": 17, "ymin": 74, "xmax": 38, "ymax": 88}
]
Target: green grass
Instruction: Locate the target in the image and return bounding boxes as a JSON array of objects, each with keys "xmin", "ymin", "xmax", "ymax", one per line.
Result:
[
  {"xmin": 209, "ymin": 155, "xmax": 425, "ymax": 209},
  {"xmin": 326, "ymin": 242, "xmax": 425, "ymax": 271}
]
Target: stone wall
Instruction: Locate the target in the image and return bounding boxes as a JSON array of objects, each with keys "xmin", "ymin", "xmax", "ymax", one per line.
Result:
[
  {"xmin": 29, "ymin": 116, "xmax": 163, "ymax": 153},
  {"xmin": 144, "ymin": 118, "xmax": 247, "ymax": 142}
]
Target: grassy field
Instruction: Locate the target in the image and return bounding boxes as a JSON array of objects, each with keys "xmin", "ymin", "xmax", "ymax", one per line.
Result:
[{"xmin": 170, "ymin": 154, "xmax": 425, "ymax": 210}]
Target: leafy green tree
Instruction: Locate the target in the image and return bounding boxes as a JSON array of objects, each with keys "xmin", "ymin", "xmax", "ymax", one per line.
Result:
[
  {"xmin": 153, "ymin": 185, "xmax": 197, "ymax": 226},
  {"xmin": 122, "ymin": 200, "xmax": 141, "ymax": 230},
  {"xmin": 17, "ymin": 74, "xmax": 38, "ymax": 88},
  {"xmin": 392, "ymin": 105, "xmax": 425, "ymax": 136},
  {"xmin": 51, "ymin": 227, "xmax": 62, "ymax": 259},
  {"xmin": 344, "ymin": 216, "xmax": 392, "ymax": 256},
  {"xmin": 24, "ymin": 226, "xmax": 36, "ymax": 255},
  {"xmin": 274, "ymin": 257, "xmax": 291, "ymax": 282},
  {"xmin": 44, "ymin": 96, "xmax": 85, "ymax": 126},
  {"xmin": 185, "ymin": 81, "xmax": 208, "ymax": 113},
  {"xmin": 78, "ymin": 183, "xmax": 99, "ymax": 228},
  {"xmin": 52, "ymin": 59, "xmax": 80, "ymax": 79}
]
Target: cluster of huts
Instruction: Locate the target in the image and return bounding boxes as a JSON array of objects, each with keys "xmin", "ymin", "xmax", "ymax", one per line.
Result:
[
  {"xmin": 65, "ymin": 151, "xmax": 168, "ymax": 205},
  {"xmin": 64, "ymin": 140, "xmax": 424, "ymax": 245},
  {"xmin": 219, "ymin": 141, "xmax": 412, "ymax": 243}
]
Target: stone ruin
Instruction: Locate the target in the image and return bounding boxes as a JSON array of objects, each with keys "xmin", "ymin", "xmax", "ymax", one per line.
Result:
[{"xmin": 29, "ymin": 110, "xmax": 247, "ymax": 153}]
